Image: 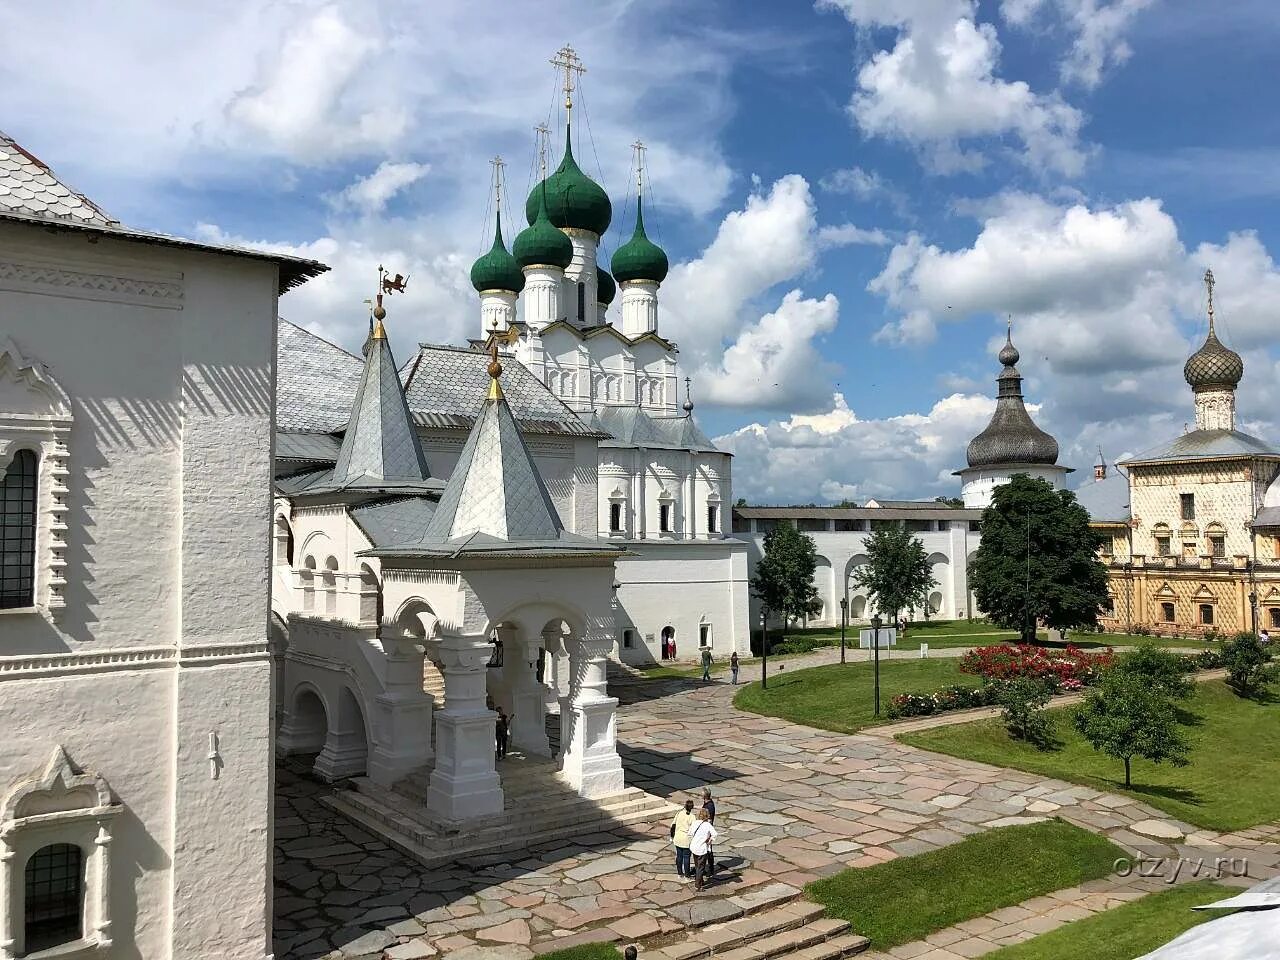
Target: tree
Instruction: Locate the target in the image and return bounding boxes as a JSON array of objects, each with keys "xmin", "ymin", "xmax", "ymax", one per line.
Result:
[
  {"xmin": 997, "ymin": 677, "xmax": 1055, "ymax": 746},
  {"xmin": 1112, "ymin": 645, "xmax": 1194, "ymax": 700},
  {"xmin": 850, "ymin": 525, "xmax": 937, "ymax": 626},
  {"xmin": 750, "ymin": 521, "xmax": 822, "ymax": 629},
  {"xmin": 972, "ymin": 475, "xmax": 1110, "ymax": 644},
  {"xmin": 1220, "ymin": 634, "xmax": 1278, "ymax": 698},
  {"xmin": 735, "ymin": 497, "xmax": 748, "ymax": 508},
  {"xmin": 1073, "ymin": 671, "xmax": 1190, "ymax": 788},
  {"xmin": 934, "ymin": 496, "xmax": 964, "ymax": 508}
]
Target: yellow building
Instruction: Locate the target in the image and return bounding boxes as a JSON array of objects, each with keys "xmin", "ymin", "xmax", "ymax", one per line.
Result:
[{"xmin": 1080, "ymin": 271, "xmax": 1280, "ymax": 637}]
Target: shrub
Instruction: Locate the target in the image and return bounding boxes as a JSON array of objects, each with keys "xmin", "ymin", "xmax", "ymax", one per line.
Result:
[
  {"xmin": 886, "ymin": 684, "xmax": 1000, "ymax": 719},
  {"xmin": 1220, "ymin": 634, "xmax": 1278, "ymax": 697},
  {"xmin": 1073, "ymin": 670, "xmax": 1191, "ymax": 787},
  {"xmin": 997, "ymin": 677, "xmax": 1056, "ymax": 746},
  {"xmin": 959, "ymin": 643, "xmax": 1114, "ymax": 691},
  {"xmin": 1192, "ymin": 649, "xmax": 1223, "ymax": 671},
  {"xmin": 1111, "ymin": 645, "xmax": 1194, "ymax": 700}
]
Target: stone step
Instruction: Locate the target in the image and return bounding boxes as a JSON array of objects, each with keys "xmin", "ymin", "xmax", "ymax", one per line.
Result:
[
  {"xmin": 782, "ymin": 933, "xmax": 872, "ymax": 959},
  {"xmin": 685, "ymin": 903, "xmax": 828, "ymax": 955},
  {"xmin": 646, "ymin": 907, "xmax": 865, "ymax": 960}
]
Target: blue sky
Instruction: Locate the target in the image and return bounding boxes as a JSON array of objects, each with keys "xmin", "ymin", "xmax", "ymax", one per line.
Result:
[{"xmin": 4, "ymin": 0, "xmax": 1280, "ymax": 503}]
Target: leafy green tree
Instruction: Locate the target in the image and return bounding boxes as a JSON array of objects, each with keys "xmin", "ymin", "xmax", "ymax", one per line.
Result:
[
  {"xmin": 1220, "ymin": 634, "xmax": 1278, "ymax": 698},
  {"xmin": 997, "ymin": 677, "xmax": 1055, "ymax": 746},
  {"xmin": 750, "ymin": 521, "xmax": 822, "ymax": 629},
  {"xmin": 1073, "ymin": 671, "xmax": 1190, "ymax": 787},
  {"xmin": 850, "ymin": 525, "xmax": 937, "ymax": 626},
  {"xmin": 1112, "ymin": 645, "xmax": 1194, "ymax": 700},
  {"xmin": 972, "ymin": 475, "xmax": 1110, "ymax": 644}
]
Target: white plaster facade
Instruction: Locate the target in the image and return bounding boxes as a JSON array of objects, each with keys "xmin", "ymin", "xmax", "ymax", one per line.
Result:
[{"xmin": 0, "ymin": 209, "xmax": 321, "ymax": 960}]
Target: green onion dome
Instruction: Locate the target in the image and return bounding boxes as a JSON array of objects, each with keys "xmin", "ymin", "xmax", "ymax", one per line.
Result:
[
  {"xmin": 524, "ymin": 127, "xmax": 612, "ymax": 237},
  {"xmin": 611, "ymin": 196, "xmax": 668, "ymax": 284},
  {"xmin": 469, "ymin": 213, "xmax": 525, "ymax": 294},
  {"xmin": 514, "ymin": 186, "xmax": 573, "ymax": 270},
  {"xmin": 596, "ymin": 268, "xmax": 616, "ymax": 305}
]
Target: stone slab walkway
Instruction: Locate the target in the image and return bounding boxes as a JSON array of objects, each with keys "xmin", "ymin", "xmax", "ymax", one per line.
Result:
[{"xmin": 273, "ymin": 674, "xmax": 1278, "ymax": 960}]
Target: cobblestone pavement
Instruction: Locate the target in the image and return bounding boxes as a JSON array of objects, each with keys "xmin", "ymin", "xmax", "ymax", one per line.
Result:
[{"xmin": 273, "ymin": 675, "xmax": 1279, "ymax": 960}]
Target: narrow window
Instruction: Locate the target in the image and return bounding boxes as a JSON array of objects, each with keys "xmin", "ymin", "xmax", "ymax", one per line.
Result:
[
  {"xmin": 1269, "ymin": 608, "xmax": 1280, "ymax": 628},
  {"xmin": 622, "ymin": 629, "xmax": 635, "ymax": 649},
  {"xmin": 1209, "ymin": 535, "xmax": 1225, "ymax": 558},
  {"xmin": 24, "ymin": 843, "xmax": 83, "ymax": 952},
  {"xmin": 1155, "ymin": 535, "xmax": 1171, "ymax": 557},
  {"xmin": 1180, "ymin": 493, "xmax": 1195, "ymax": 520},
  {"xmin": 1, "ymin": 449, "xmax": 38, "ymax": 609},
  {"xmin": 707, "ymin": 505, "xmax": 719, "ymax": 533},
  {"xmin": 609, "ymin": 502, "xmax": 622, "ymax": 532},
  {"xmin": 577, "ymin": 282, "xmax": 586, "ymax": 322},
  {"xmin": 659, "ymin": 503, "xmax": 672, "ymax": 533},
  {"xmin": 700, "ymin": 623, "xmax": 711, "ymax": 648},
  {"xmin": 1161, "ymin": 601, "xmax": 1176, "ymax": 622}
]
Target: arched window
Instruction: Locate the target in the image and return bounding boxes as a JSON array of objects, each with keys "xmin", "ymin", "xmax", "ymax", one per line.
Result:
[
  {"xmin": 1, "ymin": 449, "xmax": 38, "ymax": 609},
  {"xmin": 24, "ymin": 843, "xmax": 83, "ymax": 952}
]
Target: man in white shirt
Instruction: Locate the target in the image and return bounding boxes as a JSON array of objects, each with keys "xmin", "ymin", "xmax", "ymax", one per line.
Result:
[{"xmin": 688, "ymin": 808, "xmax": 718, "ymax": 890}]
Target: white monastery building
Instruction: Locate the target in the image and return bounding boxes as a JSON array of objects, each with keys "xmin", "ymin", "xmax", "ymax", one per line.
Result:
[{"xmin": 0, "ymin": 131, "xmax": 325, "ymax": 959}]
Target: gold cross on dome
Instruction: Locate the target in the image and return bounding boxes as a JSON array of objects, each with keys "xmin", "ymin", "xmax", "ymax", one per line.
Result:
[
  {"xmin": 483, "ymin": 320, "xmax": 520, "ymax": 400},
  {"xmin": 1204, "ymin": 267, "xmax": 1216, "ymax": 328},
  {"xmin": 550, "ymin": 44, "xmax": 586, "ymax": 109}
]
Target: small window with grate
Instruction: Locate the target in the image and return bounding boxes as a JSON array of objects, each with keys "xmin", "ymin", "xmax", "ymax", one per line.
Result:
[
  {"xmin": 1199, "ymin": 603, "xmax": 1214, "ymax": 625},
  {"xmin": 1160, "ymin": 601, "xmax": 1176, "ymax": 622},
  {"xmin": 24, "ymin": 843, "xmax": 83, "ymax": 952},
  {"xmin": 1, "ymin": 449, "xmax": 38, "ymax": 609},
  {"xmin": 1209, "ymin": 535, "xmax": 1226, "ymax": 558}
]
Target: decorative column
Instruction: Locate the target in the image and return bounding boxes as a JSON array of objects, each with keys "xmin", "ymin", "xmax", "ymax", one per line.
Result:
[
  {"xmin": 0, "ymin": 843, "xmax": 14, "ymax": 960},
  {"xmin": 427, "ymin": 634, "xmax": 504, "ymax": 819},
  {"xmin": 563, "ymin": 229, "xmax": 599, "ymax": 323},
  {"xmin": 366, "ymin": 635, "xmax": 434, "ymax": 786},
  {"xmin": 510, "ymin": 631, "xmax": 552, "ymax": 757},
  {"xmin": 521, "ymin": 266, "xmax": 563, "ymax": 332},
  {"xmin": 480, "ymin": 290, "xmax": 517, "ymax": 334},
  {"xmin": 619, "ymin": 280, "xmax": 658, "ymax": 336},
  {"xmin": 559, "ymin": 635, "xmax": 625, "ymax": 798},
  {"xmin": 93, "ymin": 818, "xmax": 113, "ymax": 948}
]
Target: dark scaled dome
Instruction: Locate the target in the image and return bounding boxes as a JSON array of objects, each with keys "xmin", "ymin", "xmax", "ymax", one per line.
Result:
[
  {"xmin": 1184, "ymin": 325, "xmax": 1242, "ymax": 391},
  {"xmin": 524, "ymin": 126, "xmax": 612, "ymax": 237},
  {"xmin": 611, "ymin": 196, "xmax": 669, "ymax": 284},
  {"xmin": 513, "ymin": 186, "xmax": 573, "ymax": 270},
  {"xmin": 966, "ymin": 330, "xmax": 1060, "ymax": 468},
  {"xmin": 469, "ymin": 213, "xmax": 525, "ymax": 294},
  {"xmin": 596, "ymin": 268, "xmax": 616, "ymax": 305}
]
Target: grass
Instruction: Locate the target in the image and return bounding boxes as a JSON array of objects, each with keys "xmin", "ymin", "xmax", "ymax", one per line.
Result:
[
  {"xmin": 806, "ymin": 820, "xmax": 1125, "ymax": 949},
  {"xmin": 733, "ymin": 659, "xmax": 975, "ymax": 734},
  {"xmin": 983, "ymin": 880, "xmax": 1237, "ymax": 960},
  {"xmin": 899, "ymin": 680, "xmax": 1280, "ymax": 831},
  {"xmin": 534, "ymin": 947, "xmax": 621, "ymax": 960}
]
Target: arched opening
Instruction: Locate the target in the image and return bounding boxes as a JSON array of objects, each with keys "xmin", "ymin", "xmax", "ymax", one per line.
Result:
[
  {"xmin": 336, "ymin": 686, "xmax": 368, "ymax": 775},
  {"xmin": 929, "ymin": 591, "xmax": 943, "ymax": 614},
  {"xmin": 322, "ymin": 556, "xmax": 338, "ymax": 615},
  {"xmin": 301, "ymin": 555, "xmax": 317, "ymax": 612},
  {"xmin": 287, "ymin": 687, "xmax": 329, "ymax": 756},
  {"xmin": 850, "ymin": 595, "xmax": 867, "ymax": 619},
  {"xmin": 273, "ymin": 515, "xmax": 294, "ymax": 567},
  {"xmin": 609, "ymin": 501, "xmax": 622, "ymax": 532},
  {"xmin": 661, "ymin": 625, "xmax": 676, "ymax": 660},
  {"xmin": 24, "ymin": 842, "xmax": 84, "ymax": 952},
  {"xmin": 358, "ymin": 563, "xmax": 380, "ymax": 626},
  {"xmin": 0, "ymin": 448, "xmax": 38, "ymax": 610}
]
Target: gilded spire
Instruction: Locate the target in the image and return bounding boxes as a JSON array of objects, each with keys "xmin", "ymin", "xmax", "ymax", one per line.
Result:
[{"xmin": 483, "ymin": 320, "xmax": 520, "ymax": 401}]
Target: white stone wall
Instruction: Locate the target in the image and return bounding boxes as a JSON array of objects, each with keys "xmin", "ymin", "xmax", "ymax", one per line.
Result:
[{"xmin": 0, "ymin": 224, "xmax": 279, "ymax": 960}]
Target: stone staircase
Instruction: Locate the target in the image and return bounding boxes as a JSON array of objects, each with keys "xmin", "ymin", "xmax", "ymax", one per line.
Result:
[
  {"xmin": 643, "ymin": 901, "xmax": 869, "ymax": 960},
  {"xmin": 421, "ymin": 659, "xmax": 445, "ymax": 705},
  {"xmin": 321, "ymin": 753, "xmax": 673, "ymax": 868}
]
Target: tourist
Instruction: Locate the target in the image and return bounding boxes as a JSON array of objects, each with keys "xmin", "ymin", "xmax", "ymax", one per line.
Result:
[
  {"xmin": 701, "ymin": 645, "xmax": 713, "ymax": 682},
  {"xmin": 1261, "ymin": 628, "xmax": 1272, "ymax": 645},
  {"xmin": 730, "ymin": 651, "xmax": 740, "ymax": 685},
  {"xmin": 495, "ymin": 707, "xmax": 509, "ymax": 760},
  {"xmin": 689, "ymin": 808, "xmax": 718, "ymax": 891},
  {"xmin": 701, "ymin": 788, "xmax": 717, "ymax": 873},
  {"xmin": 670, "ymin": 798, "xmax": 696, "ymax": 879}
]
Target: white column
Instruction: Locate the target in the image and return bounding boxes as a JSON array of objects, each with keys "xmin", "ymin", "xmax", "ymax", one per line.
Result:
[
  {"xmin": 480, "ymin": 290, "xmax": 517, "ymax": 337},
  {"xmin": 619, "ymin": 280, "xmax": 658, "ymax": 337},
  {"xmin": 93, "ymin": 819, "xmax": 113, "ymax": 948},
  {"xmin": 1194, "ymin": 388, "xmax": 1236, "ymax": 431},
  {"xmin": 510, "ymin": 631, "xmax": 552, "ymax": 756},
  {"xmin": 0, "ymin": 844, "xmax": 15, "ymax": 960},
  {"xmin": 427, "ymin": 634, "xmax": 504, "ymax": 819},
  {"xmin": 366, "ymin": 635, "xmax": 434, "ymax": 786},
  {"xmin": 522, "ymin": 266, "xmax": 564, "ymax": 332},
  {"xmin": 559, "ymin": 635, "xmax": 625, "ymax": 798},
  {"xmin": 564, "ymin": 229, "xmax": 599, "ymax": 323}
]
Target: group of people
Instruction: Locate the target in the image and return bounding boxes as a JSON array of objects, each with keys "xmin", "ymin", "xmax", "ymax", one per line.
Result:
[
  {"xmin": 699, "ymin": 648, "xmax": 741, "ymax": 684},
  {"xmin": 670, "ymin": 789, "xmax": 720, "ymax": 891},
  {"xmin": 660, "ymin": 634, "xmax": 678, "ymax": 660}
]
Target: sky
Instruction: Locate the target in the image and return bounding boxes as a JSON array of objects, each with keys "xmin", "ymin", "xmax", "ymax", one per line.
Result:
[{"xmin": 4, "ymin": 0, "xmax": 1280, "ymax": 504}]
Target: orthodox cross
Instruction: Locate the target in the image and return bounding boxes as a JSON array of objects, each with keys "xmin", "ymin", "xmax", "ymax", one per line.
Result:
[
  {"xmin": 483, "ymin": 319, "xmax": 520, "ymax": 400},
  {"xmin": 1204, "ymin": 267, "xmax": 1216, "ymax": 330},
  {"xmin": 550, "ymin": 44, "xmax": 585, "ymax": 112},
  {"xmin": 534, "ymin": 123, "xmax": 551, "ymax": 178},
  {"xmin": 631, "ymin": 139, "xmax": 647, "ymax": 191},
  {"xmin": 490, "ymin": 156, "xmax": 507, "ymax": 232}
]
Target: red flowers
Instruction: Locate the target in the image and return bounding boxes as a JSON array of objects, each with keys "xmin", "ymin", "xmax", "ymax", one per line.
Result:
[{"xmin": 959, "ymin": 643, "xmax": 1114, "ymax": 691}]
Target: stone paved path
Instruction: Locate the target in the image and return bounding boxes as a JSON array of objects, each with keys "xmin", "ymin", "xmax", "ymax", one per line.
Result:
[{"xmin": 273, "ymin": 674, "xmax": 1278, "ymax": 960}]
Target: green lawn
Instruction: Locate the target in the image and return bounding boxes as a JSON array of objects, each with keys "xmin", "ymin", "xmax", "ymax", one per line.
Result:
[
  {"xmin": 900, "ymin": 680, "xmax": 1280, "ymax": 831},
  {"xmin": 733, "ymin": 659, "xmax": 975, "ymax": 734},
  {"xmin": 534, "ymin": 947, "xmax": 621, "ymax": 960},
  {"xmin": 984, "ymin": 880, "xmax": 1237, "ymax": 960},
  {"xmin": 806, "ymin": 820, "xmax": 1124, "ymax": 949}
]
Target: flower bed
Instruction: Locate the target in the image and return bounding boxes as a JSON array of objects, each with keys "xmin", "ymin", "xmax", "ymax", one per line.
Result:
[
  {"xmin": 887, "ymin": 683, "xmax": 1001, "ymax": 719},
  {"xmin": 959, "ymin": 643, "xmax": 1114, "ymax": 691}
]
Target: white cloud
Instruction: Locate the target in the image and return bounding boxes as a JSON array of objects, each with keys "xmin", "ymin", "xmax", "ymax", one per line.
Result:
[
  {"xmin": 717, "ymin": 390, "xmax": 996, "ymax": 503},
  {"xmin": 328, "ymin": 161, "xmax": 431, "ymax": 214},
  {"xmin": 819, "ymin": 0, "xmax": 1087, "ymax": 176},
  {"xmin": 1002, "ymin": 0, "xmax": 1156, "ymax": 90},
  {"xmin": 817, "ymin": 223, "xmax": 892, "ymax": 247}
]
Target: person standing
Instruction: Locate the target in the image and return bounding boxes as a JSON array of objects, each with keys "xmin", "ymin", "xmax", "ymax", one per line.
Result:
[
  {"xmin": 495, "ymin": 707, "xmax": 509, "ymax": 760},
  {"xmin": 670, "ymin": 799, "xmax": 696, "ymax": 879},
  {"xmin": 730, "ymin": 651, "xmax": 740, "ymax": 685},
  {"xmin": 701, "ymin": 788, "xmax": 718, "ymax": 873},
  {"xmin": 689, "ymin": 808, "xmax": 718, "ymax": 891},
  {"xmin": 701, "ymin": 645, "xmax": 713, "ymax": 682}
]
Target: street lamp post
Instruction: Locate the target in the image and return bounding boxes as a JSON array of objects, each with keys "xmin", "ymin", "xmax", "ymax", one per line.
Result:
[
  {"xmin": 839, "ymin": 596, "xmax": 848, "ymax": 665},
  {"xmin": 871, "ymin": 613, "xmax": 883, "ymax": 717},
  {"xmin": 760, "ymin": 606, "xmax": 770, "ymax": 690}
]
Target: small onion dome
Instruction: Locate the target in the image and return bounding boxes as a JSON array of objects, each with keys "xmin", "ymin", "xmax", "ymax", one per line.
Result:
[
  {"xmin": 469, "ymin": 213, "xmax": 525, "ymax": 294},
  {"xmin": 611, "ymin": 196, "xmax": 669, "ymax": 284},
  {"xmin": 524, "ymin": 126, "xmax": 612, "ymax": 236},
  {"xmin": 596, "ymin": 268, "xmax": 616, "ymax": 305},
  {"xmin": 1184, "ymin": 325, "xmax": 1242, "ymax": 391},
  {"xmin": 514, "ymin": 186, "xmax": 573, "ymax": 270},
  {"xmin": 965, "ymin": 329, "xmax": 1059, "ymax": 468}
]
